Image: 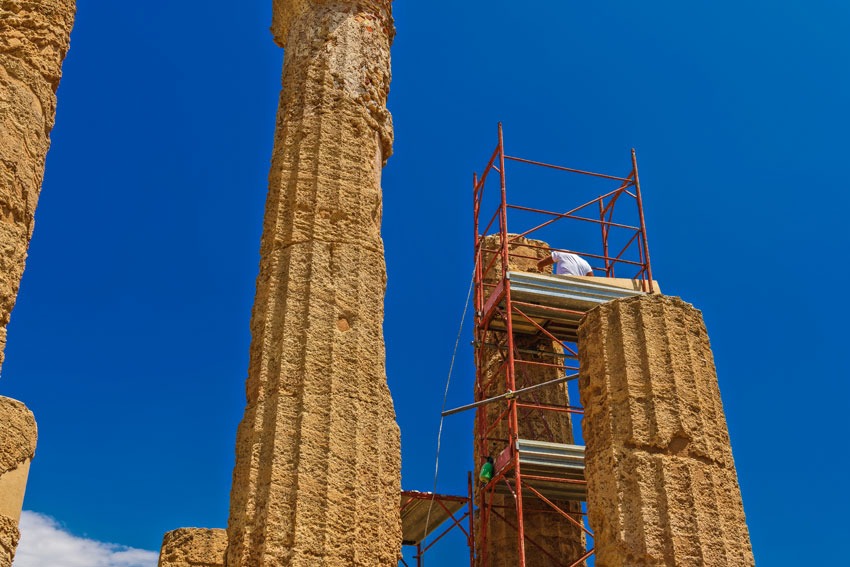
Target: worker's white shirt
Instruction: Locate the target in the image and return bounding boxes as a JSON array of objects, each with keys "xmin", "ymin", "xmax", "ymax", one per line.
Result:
[{"xmin": 552, "ymin": 251, "xmax": 592, "ymax": 276}]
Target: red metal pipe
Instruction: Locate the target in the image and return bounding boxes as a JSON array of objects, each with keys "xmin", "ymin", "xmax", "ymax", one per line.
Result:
[
  {"xmin": 478, "ymin": 146, "xmax": 501, "ymax": 184},
  {"xmin": 568, "ymin": 548, "xmax": 596, "ymax": 567},
  {"xmin": 509, "ymin": 186, "xmax": 631, "ymax": 241},
  {"xmin": 504, "ymin": 154, "xmax": 631, "ymax": 182},
  {"xmin": 599, "ymin": 200, "xmax": 610, "ymax": 275},
  {"xmin": 507, "ymin": 204, "xmax": 641, "ymax": 231},
  {"xmin": 496, "ymin": 123, "xmax": 527, "ymax": 567},
  {"xmin": 480, "ymin": 206, "xmax": 501, "ymax": 243},
  {"xmin": 421, "ymin": 511, "xmax": 470, "ymax": 554},
  {"xmin": 515, "ymin": 402, "xmax": 584, "ymax": 415},
  {"xmin": 526, "ymin": 485, "xmax": 592, "ymax": 537},
  {"xmin": 632, "ymin": 149, "xmax": 654, "ymax": 293},
  {"xmin": 467, "ymin": 472, "xmax": 475, "ymax": 567},
  {"xmin": 488, "ymin": 507, "xmax": 568, "ymax": 567},
  {"xmin": 400, "ymin": 491, "xmax": 470, "ymax": 504},
  {"xmin": 496, "ymin": 238, "xmax": 645, "ymax": 267},
  {"xmin": 510, "ymin": 305, "xmax": 579, "ymax": 349},
  {"xmin": 521, "ymin": 474, "xmax": 587, "ymax": 486}
]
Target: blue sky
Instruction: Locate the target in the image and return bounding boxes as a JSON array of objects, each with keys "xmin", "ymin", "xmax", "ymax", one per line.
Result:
[{"xmin": 3, "ymin": 1, "xmax": 849, "ymax": 565}]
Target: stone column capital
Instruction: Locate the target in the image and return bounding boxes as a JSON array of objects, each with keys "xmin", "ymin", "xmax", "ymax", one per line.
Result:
[
  {"xmin": 272, "ymin": 0, "xmax": 393, "ymax": 46},
  {"xmin": 0, "ymin": 397, "xmax": 36, "ymax": 530},
  {"xmin": 0, "ymin": 397, "xmax": 36, "ymax": 476},
  {"xmin": 158, "ymin": 528, "xmax": 226, "ymax": 567}
]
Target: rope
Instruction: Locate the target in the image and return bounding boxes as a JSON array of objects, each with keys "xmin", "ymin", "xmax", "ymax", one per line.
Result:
[{"xmin": 423, "ymin": 268, "xmax": 475, "ymax": 540}]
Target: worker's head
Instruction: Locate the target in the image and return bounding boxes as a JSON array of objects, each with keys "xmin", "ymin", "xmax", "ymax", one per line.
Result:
[{"xmin": 486, "ymin": 456, "xmax": 494, "ymax": 464}]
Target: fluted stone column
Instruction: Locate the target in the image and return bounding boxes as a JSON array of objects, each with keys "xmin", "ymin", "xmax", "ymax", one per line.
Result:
[
  {"xmin": 158, "ymin": 528, "xmax": 226, "ymax": 567},
  {"xmin": 474, "ymin": 235, "xmax": 585, "ymax": 566},
  {"xmin": 578, "ymin": 295, "xmax": 754, "ymax": 566},
  {"xmin": 0, "ymin": 0, "xmax": 76, "ymax": 371},
  {"xmin": 0, "ymin": 396, "xmax": 37, "ymax": 567},
  {"xmin": 225, "ymin": 2, "xmax": 401, "ymax": 565}
]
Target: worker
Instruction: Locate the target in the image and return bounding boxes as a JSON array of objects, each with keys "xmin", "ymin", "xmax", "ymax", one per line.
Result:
[
  {"xmin": 479, "ymin": 456, "xmax": 494, "ymax": 483},
  {"xmin": 537, "ymin": 249, "xmax": 593, "ymax": 276}
]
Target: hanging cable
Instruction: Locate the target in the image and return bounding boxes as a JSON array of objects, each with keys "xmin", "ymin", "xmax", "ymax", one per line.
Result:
[{"xmin": 423, "ymin": 267, "xmax": 475, "ymax": 540}]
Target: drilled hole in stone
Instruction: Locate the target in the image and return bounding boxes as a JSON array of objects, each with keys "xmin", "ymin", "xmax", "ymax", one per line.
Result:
[{"xmin": 668, "ymin": 435, "xmax": 690, "ymax": 454}]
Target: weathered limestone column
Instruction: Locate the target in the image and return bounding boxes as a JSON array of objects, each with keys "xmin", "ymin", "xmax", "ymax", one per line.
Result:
[
  {"xmin": 0, "ymin": 396, "xmax": 37, "ymax": 567},
  {"xmin": 474, "ymin": 235, "xmax": 584, "ymax": 566},
  {"xmin": 158, "ymin": 528, "xmax": 226, "ymax": 567},
  {"xmin": 578, "ymin": 295, "xmax": 754, "ymax": 566},
  {"xmin": 0, "ymin": 0, "xmax": 76, "ymax": 370},
  {"xmin": 226, "ymin": 1, "xmax": 401, "ymax": 565}
]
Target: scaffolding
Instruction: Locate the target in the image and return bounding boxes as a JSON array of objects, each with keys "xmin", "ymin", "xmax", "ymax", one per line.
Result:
[
  {"xmin": 470, "ymin": 123, "xmax": 656, "ymax": 566},
  {"xmin": 399, "ymin": 478, "xmax": 474, "ymax": 567}
]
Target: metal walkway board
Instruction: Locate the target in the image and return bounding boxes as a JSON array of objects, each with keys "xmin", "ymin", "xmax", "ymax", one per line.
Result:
[
  {"xmin": 488, "ymin": 272, "xmax": 659, "ymax": 341},
  {"xmin": 494, "ymin": 439, "xmax": 588, "ymax": 502},
  {"xmin": 400, "ymin": 491, "xmax": 468, "ymax": 546}
]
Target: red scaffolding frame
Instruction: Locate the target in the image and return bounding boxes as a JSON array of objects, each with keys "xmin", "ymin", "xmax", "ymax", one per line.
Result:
[
  {"xmin": 399, "ymin": 475, "xmax": 475, "ymax": 567},
  {"xmin": 471, "ymin": 124, "xmax": 655, "ymax": 567}
]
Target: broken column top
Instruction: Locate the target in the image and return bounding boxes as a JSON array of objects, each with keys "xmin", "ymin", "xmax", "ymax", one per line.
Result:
[
  {"xmin": 158, "ymin": 528, "xmax": 226, "ymax": 567},
  {"xmin": 0, "ymin": 397, "xmax": 36, "ymax": 476},
  {"xmin": 0, "ymin": 396, "xmax": 37, "ymax": 524},
  {"xmin": 271, "ymin": 0, "xmax": 393, "ymax": 46}
]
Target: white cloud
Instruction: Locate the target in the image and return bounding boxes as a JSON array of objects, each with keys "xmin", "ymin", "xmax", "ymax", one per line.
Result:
[{"xmin": 14, "ymin": 511, "xmax": 158, "ymax": 567}]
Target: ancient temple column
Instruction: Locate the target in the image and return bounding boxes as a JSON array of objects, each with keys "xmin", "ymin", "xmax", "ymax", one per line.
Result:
[
  {"xmin": 0, "ymin": 396, "xmax": 37, "ymax": 567},
  {"xmin": 225, "ymin": 2, "xmax": 401, "ymax": 565},
  {"xmin": 0, "ymin": 0, "xmax": 76, "ymax": 371},
  {"xmin": 578, "ymin": 295, "xmax": 754, "ymax": 566},
  {"xmin": 474, "ymin": 235, "xmax": 584, "ymax": 566},
  {"xmin": 158, "ymin": 528, "xmax": 226, "ymax": 567}
]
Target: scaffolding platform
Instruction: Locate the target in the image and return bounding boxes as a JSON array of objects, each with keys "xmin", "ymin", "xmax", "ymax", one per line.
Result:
[
  {"xmin": 484, "ymin": 272, "xmax": 661, "ymax": 342},
  {"xmin": 400, "ymin": 491, "xmax": 470, "ymax": 546},
  {"xmin": 493, "ymin": 439, "xmax": 587, "ymax": 502}
]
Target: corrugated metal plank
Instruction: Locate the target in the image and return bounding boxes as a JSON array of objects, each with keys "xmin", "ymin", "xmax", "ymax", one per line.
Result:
[
  {"xmin": 508, "ymin": 271, "xmax": 647, "ymax": 307},
  {"xmin": 510, "ymin": 439, "xmax": 589, "ymax": 501}
]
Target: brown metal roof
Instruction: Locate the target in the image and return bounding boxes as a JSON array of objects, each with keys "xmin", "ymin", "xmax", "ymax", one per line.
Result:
[{"xmin": 400, "ymin": 491, "xmax": 469, "ymax": 546}]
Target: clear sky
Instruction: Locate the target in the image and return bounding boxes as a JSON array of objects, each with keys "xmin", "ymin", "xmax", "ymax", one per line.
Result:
[{"xmin": 3, "ymin": 1, "xmax": 849, "ymax": 565}]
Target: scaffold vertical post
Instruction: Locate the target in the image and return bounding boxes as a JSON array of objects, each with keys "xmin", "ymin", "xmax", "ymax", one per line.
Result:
[
  {"xmin": 497, "ymin": 123, "xmax": 509, "ymax": 282},
  {"xmin": 599, "ymin": 200, "xmax": 610, "ymax": 276},
  {"xmin": 632, "ymin": 148, "xmax": 654, "ymax": 292},
  {"xmin": 473, "ymin": 171, "xmax": 481, "ymax": 315},
  {"xmin": 497, "ymin": 122, "xmax": 527, "ymax": 566},
  {"xmin": 467, "ymin": 472, "xmax": 475, "ymax": 567}
]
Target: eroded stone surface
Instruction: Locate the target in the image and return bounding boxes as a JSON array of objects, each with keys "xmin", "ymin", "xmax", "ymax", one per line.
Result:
[
  {"xmin": 578, "ymin": 294, "xmax": 754, "ymax": 566},
  {"xmin": 158, "ymin": 528, "xmax": 226, "ymax": 567},
  {"xmin": 0, "ymin": 397, "xmax": 36, "ymax": 567},
  {"xmin": 0, "ymin": 396, "xmax": 35, "ymax": 476},
  {"xmin": 0, "ymin": 396, "xmax": 35, "ymax": 567},
  {"xmin": 0, "ymin": 0, "xmax": 76, "ymax": 371},
  {"xmin": 474, "ymin": 235, "xmax": 585, "ymax": 566},
  {"xmin": 225, "ymin": 2, "xmax": 401, "ymax": 565},
  {"xmin": 0, "ymin": 515, "xmax": 18, "ymax": 567}
]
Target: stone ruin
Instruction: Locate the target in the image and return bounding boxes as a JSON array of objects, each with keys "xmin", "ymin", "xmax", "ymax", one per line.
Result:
[
  {"xmin": 158, "ymin": 529, "xmax": 227, "ymax": 567},
  {"xmin": 579, "ymin": 295, "xmax": 754, "ymax": 565},
  {"xmin": 0, "ymin": 1, "xmax": 755, "ymax": 565},
  {"xmin": 0, "ymin": 398, "xmax": 35, "ymax": 566},
  {"xmin": 224, "ymin": 0, "xmax": 401, "ymax": 565}
]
